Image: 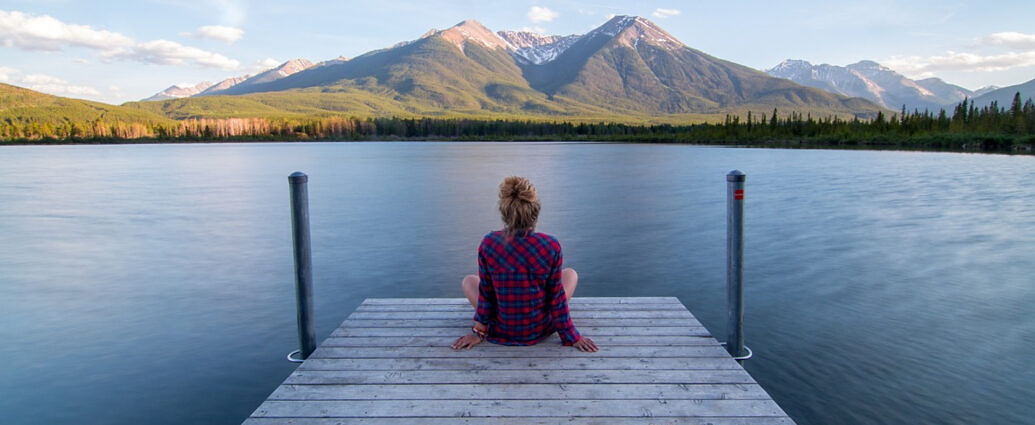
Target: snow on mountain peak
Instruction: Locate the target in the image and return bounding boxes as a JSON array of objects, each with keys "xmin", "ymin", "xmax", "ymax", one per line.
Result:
[{"xmin": 497, "ymin": 30, "xmax": 579, "ymax": 65}]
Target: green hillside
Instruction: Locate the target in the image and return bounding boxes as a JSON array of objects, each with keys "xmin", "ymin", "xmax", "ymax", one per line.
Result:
[{"xmin": 1, "ymin": 83, "xmax": 172, "ymax": 125}]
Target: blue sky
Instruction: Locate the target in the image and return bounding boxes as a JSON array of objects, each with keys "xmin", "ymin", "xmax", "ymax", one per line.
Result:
[{"xmin": 2, "ymin": 0, "xmax": 1034, "ymax": 104}]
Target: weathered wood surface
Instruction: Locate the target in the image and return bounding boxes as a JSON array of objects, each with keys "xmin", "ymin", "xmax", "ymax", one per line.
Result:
[{"xmin": 243, "ymin": 297, "xmax": 795, "ymax": 424}]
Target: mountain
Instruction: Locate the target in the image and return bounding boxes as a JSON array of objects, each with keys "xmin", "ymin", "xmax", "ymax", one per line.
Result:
[
  {"xmin": 497, "ymin": 31, "xmax": 580, "ymax": 65},
  {"xmin": 970, "ymin": 78, "xmax": 1035, "ymax": 109},
  {"xmin": 143, "ymin": 81, "xmax": 213, "ymax": 101},
  {"xmin": 143, "ymin": 59, "xmax": 313, "ymax": 100},
  {"xmin": 198, "ymin": 75, "xmax": 250, "ymax": 95},
  {"xmin": 767, "ymin": 59, "xmax": 974, "ymax": 112},
  {"xmin": 974, "ymin": 85, "xmax": 1000, "ymax": 97},
  {"xmin": 205, "ymin": 59, "xmax": 313, "ymax": 96},
  {"xmin": 1, "ymin": 83, "xmax": 171, "ymax": 126},
  {"xmin": 132, "ymin": 17, "xmax": 884, "ymax": 120}
]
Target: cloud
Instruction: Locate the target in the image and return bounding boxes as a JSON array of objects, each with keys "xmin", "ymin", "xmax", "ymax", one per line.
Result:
[
  {"xmin": 103, "ymin": 39, "xmax": 240, "ymax": 69},
  {"xmin": 0, "ymin": 10, "xmax": 239, "ymax": 70},
  {"xmin": 73, "ymin": 58, "xmax": 89, "ymax": 65},
  {"xmin": 981, "ymin": 32, "xmax": 1035, "ymax": 50},
  {"xmin": 528, "ymin": 6, "xmax": 559, "ymax": 23},
  {"xmin": 884, "ymin": 51, "xmax": 1035, "ymax": 75},
  {"xmin": 884, "ymin": 31, "xmax": 1035, "ymax": 76},
  {"xmin": 21, "ymin": 73, "xmax": 100, "ymax": 96},
  {"xmin": 188, "ymin": 25, "xmax": 244, "ymax": 44},
  {"xmin": 652, "ymin": 8, "xmax": 681, "ymax": 18},
  {"xmin": 257, "ymin": 57, "xmax": 280, "ymax": 69},
  {"xmin": 0, "ymin": 65, "xmax": 16, "ymax": 81},
  {"xmin": 0, "ymin": 10, "xmax": 133, "ymax": 51}
]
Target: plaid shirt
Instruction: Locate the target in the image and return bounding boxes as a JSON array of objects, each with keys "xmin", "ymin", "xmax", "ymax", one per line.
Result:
[{"xmin": 473, "ymin": 229, "xmax": 581, "ymax": 346}]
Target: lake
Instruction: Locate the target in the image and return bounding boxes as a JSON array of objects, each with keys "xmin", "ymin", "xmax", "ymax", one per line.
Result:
[{"xmin": 0, "ymin": 142, "xmax": 1032, "ymax": 424}]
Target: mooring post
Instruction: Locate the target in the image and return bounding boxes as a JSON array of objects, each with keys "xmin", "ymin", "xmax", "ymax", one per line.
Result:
[
  {"xmin": 726, "ymin": 170, "xmax": 747, "ymax": 363},
  {"xmin": 288, "ymin": 171, "xmax": 315, "ymax": 362}
]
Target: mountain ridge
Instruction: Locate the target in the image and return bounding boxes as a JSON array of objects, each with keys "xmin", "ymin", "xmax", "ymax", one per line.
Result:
[
  {"xmin": 134, "ymin": 16, "xmax": 885, "ymax": 120},
  {"xmin": 766, "ymin": 59, "xmax": 978, "ymax": 112}
]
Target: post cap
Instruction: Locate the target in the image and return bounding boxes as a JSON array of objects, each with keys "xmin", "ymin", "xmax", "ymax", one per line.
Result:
[
  {"xmin": 726, "ymin": 170, "xmax": 746, "ymax": 182},
  {"xmin": 289, "ymin": 171, "xmax": 308, "ymax": 184}
]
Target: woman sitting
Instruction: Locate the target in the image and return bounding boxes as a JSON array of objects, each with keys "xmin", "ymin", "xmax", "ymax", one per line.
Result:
[{"xmin": 452, "ymin": 176, "xmax": 598, "ymax": 352}]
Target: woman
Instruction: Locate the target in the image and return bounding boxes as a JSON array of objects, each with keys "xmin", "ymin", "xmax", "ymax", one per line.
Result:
[{"xmin": 452, "ymin": 176, "xmax": 598, "ymax": 352}]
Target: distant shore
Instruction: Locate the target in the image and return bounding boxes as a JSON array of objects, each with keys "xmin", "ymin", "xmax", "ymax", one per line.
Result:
[{"xmin": 3, "ymin": 136, "xmax": 1032, "ymax": 156}]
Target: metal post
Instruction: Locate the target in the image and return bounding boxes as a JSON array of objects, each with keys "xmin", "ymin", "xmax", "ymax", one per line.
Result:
[
  {"xmin": 726, "ymin": 170, "xmax": 746, "ymax": 363},
  {"xmin": 288, "ymin": 171, "xmax": 315, "ymax": 361}
]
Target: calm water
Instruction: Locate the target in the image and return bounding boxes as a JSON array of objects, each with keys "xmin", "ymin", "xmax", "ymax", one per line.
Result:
[{"xmin": 0, "ymin": 142, "xmax": 1032, "ymax": 425}]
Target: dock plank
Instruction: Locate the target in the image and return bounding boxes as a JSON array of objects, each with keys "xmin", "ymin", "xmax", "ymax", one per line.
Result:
[
  {"xmin": 331, "ymin": 325, "xmax": 711, "ymax": 337},
  {"xmin": 268, "ymin": 383, "xmax": 770, "ymax": 400},
  {"xmin": 297, "ymin": 357, "xmax": 743, "ymax": 371},
  {"xmin": 243, "ymin": 297, "xmax": 796, "ymax": 424}
]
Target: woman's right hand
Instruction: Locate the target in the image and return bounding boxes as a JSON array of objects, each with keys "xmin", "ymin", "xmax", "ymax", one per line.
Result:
[
  {"xmin": 573, "ymin": 336, "xmax": 598, "ymax": 352},
  {"xmin": 451, "ymin": 334, "xmax": 483, "ymax": 350}
]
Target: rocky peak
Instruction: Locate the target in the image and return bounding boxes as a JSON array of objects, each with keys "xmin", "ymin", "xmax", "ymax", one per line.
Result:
[
  {"xmin": 585, "ymin": 15, "xmax": 683, "ymax": 51},
  {"xmin": 497, "ymin": 30, "xmax": 580, "ymax": 65},
  {"xmin": 273, "ymin": 59, "xmax": 314, "ymax": 76},
  {"xmin": 426, "ymin": 19, "xmax": 509, "ymax": 51}
]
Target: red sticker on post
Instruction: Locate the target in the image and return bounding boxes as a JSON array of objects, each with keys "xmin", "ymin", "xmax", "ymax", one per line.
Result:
[{"xmin": 734, "ymin": 189, "xmax": 744, "ymax": 200}]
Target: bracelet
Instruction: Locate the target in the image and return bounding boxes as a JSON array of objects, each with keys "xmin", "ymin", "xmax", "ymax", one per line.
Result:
[{"xmin": 472, "ymin": 326, "xmax": 488, "ymax": 339}]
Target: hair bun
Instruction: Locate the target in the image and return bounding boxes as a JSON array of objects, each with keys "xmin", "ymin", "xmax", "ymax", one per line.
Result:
[
  {"xmin": 498, "ymin": 176, "xmax": 541, "ymax": 231},
  {"xmin": 500, "ymin": 176, "xmax": 537, "ymax": 202}
]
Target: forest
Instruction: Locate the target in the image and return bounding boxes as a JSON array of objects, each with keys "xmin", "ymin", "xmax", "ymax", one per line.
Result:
[{"xmin": 3, "ymin": 94, "xmax": 1034, "ymax": 153}]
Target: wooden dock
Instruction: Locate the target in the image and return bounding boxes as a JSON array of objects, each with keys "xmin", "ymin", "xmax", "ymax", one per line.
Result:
[{"xmin": 243, "ymin": 297, "xmax": 796, "ymax": 424}]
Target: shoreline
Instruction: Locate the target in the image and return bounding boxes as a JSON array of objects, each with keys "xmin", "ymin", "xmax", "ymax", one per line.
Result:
[{"xmin": 2, "ymin": 136, "xmax": 1032, "ymax": 156}]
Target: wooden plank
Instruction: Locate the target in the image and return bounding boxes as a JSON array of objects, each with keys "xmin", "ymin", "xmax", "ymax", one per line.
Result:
[
  {"xmin": 336, "ymin": 318, "xmax": 706, "ymax": 328},
  {"xmin": 346, "ymin": 310, "xmax": 695, "ymax": 320},
  {"xmin": 355, "ymin": 303, "xmax": 691, "ymax": 312},
  {"xmin": 244, "ymin": 417, "xmax": 796, "ymax": 425},
  {"xmin": 244, "ymin": 297, "xmax": 795, "ymax": 425},
  {"xmin": 361, "ymin": 297, "xmax": 683, "ymax": 305},
  {"xmin": 297, "ymin": 357, "xmax": 743, "ymax": 372},
  {"xmin": 330, "ymin": 326, "xmax": 712, "ymax": 337},
  {"xmin": 268, "ymin": 383, "xmax": 770, "ymax": 401},
  {"xmin": 310, "ymin": 345, "xmax": 731, "ymax": 359},
  {"xmin": 318, "ymin": 335, "xmax": 717, "ymax": 347},
  {"xmin": 283, "ymin": 369, "xmax": 757, "ymax": 385},
  {"xmin": 250, "ymin": 399, "xmax": 786, "ymax": 418}
]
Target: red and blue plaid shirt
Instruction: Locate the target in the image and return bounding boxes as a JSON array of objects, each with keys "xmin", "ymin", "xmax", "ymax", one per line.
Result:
[{"xmin": 473, "ymin": 229, "xmax": 581, "ymax": 346}]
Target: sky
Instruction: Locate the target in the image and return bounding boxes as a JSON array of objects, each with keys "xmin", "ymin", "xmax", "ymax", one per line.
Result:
[{"xmin": 2, "ymin": 0, "xmax": 1034, "ymax": 105}]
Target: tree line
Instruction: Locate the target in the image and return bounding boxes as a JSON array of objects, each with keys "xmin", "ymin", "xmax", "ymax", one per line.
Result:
[{"xmin": 3, "ymin": 93, "xmax": 1034, "ymax": 152}]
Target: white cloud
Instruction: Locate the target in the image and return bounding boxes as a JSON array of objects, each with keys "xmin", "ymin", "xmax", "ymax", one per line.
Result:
[
  {"xmin": 981, "ymin": 32, "xmax": 1035, "ymax": 50},
  {"xmin": 884, "ymin": 31, "xmax": 1035, "ymax": 76},
  {"xmin": 189, "ymin": 25, "xmax": 244, "ymax": 44},
  {"xmin": 0, "ymin": 10, "xmax": 133, "ymax": 52},
  {"xmin": 528, "ymin": 6, "xmax": 559, "ymax": 23},
  {"xmin": 103, "ymin": 39, "xmax": 240, "ymax": 69},
  {"xmin": 21, "ymin": 73, "xmax": 100, "ymax": 96},
  {"xmin": 652, "ymin": 8, "xmax": 681, "ymax": 18},
  {"xmin": 0, "ymin": 65, "xmax": 16, "ymax": 81},
  {"xmin": 73, "ymin": 58, "xmax": 90, "ymax": 65},
  {"xmin": 258, "ymin": 57, "xmax": 280, "ymax": 68},
  {"xmin": 0, "ymin": 10, "xmax": 240, "ymax": 70},
  {"xmin": 884, "ymin": 51, "xmax": 1035, "ymax": 75}
]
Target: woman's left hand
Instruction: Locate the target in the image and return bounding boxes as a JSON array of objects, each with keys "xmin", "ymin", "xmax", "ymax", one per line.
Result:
[{"xmin": 451, "ymin": 334, "xmax": 483, "ymax": 350}]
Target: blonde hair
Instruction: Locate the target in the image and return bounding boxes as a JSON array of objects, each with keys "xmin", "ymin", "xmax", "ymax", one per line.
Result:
[{"xmin": 498, "ymin": 176, "xmax": 540, "ymax": 232}]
